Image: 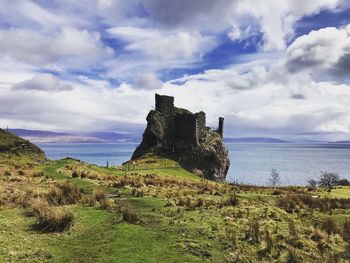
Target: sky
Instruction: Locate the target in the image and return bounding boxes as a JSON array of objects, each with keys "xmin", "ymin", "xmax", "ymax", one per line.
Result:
[{"xmin": 0, "ymin": 0, "xmax": 350, "ymax": 141}]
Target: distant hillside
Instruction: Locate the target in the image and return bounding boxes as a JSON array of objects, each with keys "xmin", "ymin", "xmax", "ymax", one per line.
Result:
[
  {"xmin": 10, "ymin": 129, "xmax": 69, "ymax": 137},
  {"xmin": 9, "ymin": 129, "xmax": 140, "ymax": 143},
  {"xmin": 224, "ymin": 137, "xmax": 288, "ymax": 143},
  {"xmin": 0, "ymin": 129, "xmax": 46, "ymax": 159}
]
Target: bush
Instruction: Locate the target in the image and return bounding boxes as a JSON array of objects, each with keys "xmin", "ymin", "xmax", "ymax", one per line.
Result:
[
  {"xmin": 307, "ymin": 178, "xmax": 317, "ymax": 190},
  {"xmin": 268, "ymin": 168, "xmax": 280, "ymax": 188},
  {"xmin": 319, "ymin": 172, "xmax": 339, "ymax": 190},
  {"xmin": 4, "ymin": 170, "xmax": 11, "ymax": 176},
  {"xmin": 337, "ymin": 178, "xmax": 350, "ymax": 186},
  {"xmin": 30, "ymin": 198, "xmax": 74, "ymax": 232}
]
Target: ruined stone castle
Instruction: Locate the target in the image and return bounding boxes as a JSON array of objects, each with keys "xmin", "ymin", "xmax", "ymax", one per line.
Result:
[
  {"xmin": 132, "ymin": 94, "xmax": 230, "ymax": 181},
  {"xmin": 155, "ymin": 94, "xmax": 224, "ymax": 145}
]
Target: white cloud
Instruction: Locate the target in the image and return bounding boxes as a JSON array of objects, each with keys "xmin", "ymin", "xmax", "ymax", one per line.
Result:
[
  {"xmin": 287, "ymin": 25, "xmax": 350, "ymax": 79},
  {"xmin": 12, "ymin": 74, "xmax": 73, "ymax": 92},
  {"xmin": 108, "ymin": 26, "xmax": 217, "ymax": 61},
  {"xmin": 0, "ymin": 27, "xmax": 112, "ymax": 67},
  {"xmin": 135, "ymin": 72, "xmax": 163, "ymax": 90},
  {"xmin": 142, "ymin": 0, "xmax": 342, "ymax": 51}
]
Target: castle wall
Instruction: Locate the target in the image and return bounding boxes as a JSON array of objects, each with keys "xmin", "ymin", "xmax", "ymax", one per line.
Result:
[
  {"xmin": 195, "ymin": 111, "xmax": 206, "ymax": 144},
  {"xmin": 173, "ymin": 114, "xmax": 197, "ymax": 144},
  {"xmin": 155, "ymin": 94, "xmax": 174, "ymax": 115}
]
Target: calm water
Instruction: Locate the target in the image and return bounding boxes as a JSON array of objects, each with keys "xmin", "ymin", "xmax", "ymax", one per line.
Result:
[{"xmin": 37, "ymin": 142, "xmax": 350, "ymax": 186}]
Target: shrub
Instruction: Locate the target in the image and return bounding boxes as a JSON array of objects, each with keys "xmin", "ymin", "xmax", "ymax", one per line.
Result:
[
  {"xmin": 337, "ymin": 178, "xmax": 350, "ymax": 186},
  {"xmin": 268, "ymin": 168, "xmax": 280, "ymax": 188},
  {"xmin": 4, "ymin": 170, "xmax": 11, "ymax": 176},
  {"xmin": 319, "ymin": 172, "xmax": 339, "ymax": 190},
  {"xmin": 307, "ymin": 178, "xmax": 318, "ymax": 190},
  {"xmin": 18, "ymin": 169, "xmax": 25, "ymax": 176},
  {"xmin": 30, "ymin": 198, "xmax": 74, "ymax": 232}
]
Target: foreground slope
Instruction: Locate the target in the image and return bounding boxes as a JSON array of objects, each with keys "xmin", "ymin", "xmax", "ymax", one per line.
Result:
[{"xmin": 0, "ymin": 131, "xmax": 348, "ymax": 262}]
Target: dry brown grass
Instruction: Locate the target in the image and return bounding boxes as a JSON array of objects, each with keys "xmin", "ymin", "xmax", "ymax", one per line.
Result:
[
  {"xmin": 29, "ymin": 198, "xmax": 74, "ymax": 232},
  {"xmin": 46, "ymin": 182, "xmax": 82, "ymax": 205},
  {"xmin": 341, "ymin": 219, "xmax": 350, "ymax": 242},
  {"xmin": 94, "ymin": 189, "xmax": 111, "ymax": 210},
  {"xmin": 118, "ymin": 206, "xmax": 139, "ymax": 224}
]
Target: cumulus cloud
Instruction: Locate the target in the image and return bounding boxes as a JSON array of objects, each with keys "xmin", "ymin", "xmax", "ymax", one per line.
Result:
[
  {"xmin": 12, "ymin": 74, "xmax": 73, "ymax": 92},
  {"xmin": 134, "ymin": 72, "xmax": 163, "ymax": 90},
  {"xmin": 0, "ymin": 27, "xmax": 112, "ymax": 67},
  {"xmin": 235, "ymin": 0, "xmax": 341, "ymax": 50},
  {"xmin": 107, "ymin": 26, "xmax": 217, "ymax": 61},
  {"xmin": 287, "ymin": 25, "xmax": 350, "ymax": 79},
  {"xmin": 142, "ymin": 0, "xmax": 342, "ymax": 50},
  {"xmin": 0, "ymin": 0, "xmax": 349, "ymax": 141}
]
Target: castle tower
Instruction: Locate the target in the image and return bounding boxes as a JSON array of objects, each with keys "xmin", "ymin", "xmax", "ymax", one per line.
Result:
[
  {"xmin": 217, "ymin": 117, "xmax": 224, "ymax": 138},
  {"xmin": 155, "ymin": 94, "xmax": 174, "ymax": 115}
]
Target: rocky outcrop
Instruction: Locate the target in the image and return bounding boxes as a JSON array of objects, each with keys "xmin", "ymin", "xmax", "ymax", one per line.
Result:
[
  {"xmin": 132, "ymin": 94, "xmax": 230, "ymax": 181},
  {"xmin": 0, "ymin": 128, "xmax": 46, "ymax": 160}
]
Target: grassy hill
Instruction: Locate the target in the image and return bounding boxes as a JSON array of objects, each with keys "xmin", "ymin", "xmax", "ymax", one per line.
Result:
[
  {"xmin": 0, "ymin": 141, "xmax": 349, "ymax": 262},
  {"xmin": 0, "ymin": 128, "xmax": 46, "ymax": 160}
]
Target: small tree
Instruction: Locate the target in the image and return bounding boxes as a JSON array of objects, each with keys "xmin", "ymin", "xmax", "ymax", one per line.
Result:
[
  {"xmin": 268, "ymin": 168, "xmax": 280, "ymax": 188},
  {"xmin": 319, "ymin": 172, "xmax": 339, "ymax": 191},
  {"xmin": 307, "ymin": 178, "xmax": 318, "ymax": 190}
]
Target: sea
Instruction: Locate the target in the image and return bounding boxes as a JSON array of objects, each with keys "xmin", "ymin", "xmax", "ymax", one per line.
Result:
[{"xmin": 36, "ymin": 142, "xmax": 350, "ymax": 186}]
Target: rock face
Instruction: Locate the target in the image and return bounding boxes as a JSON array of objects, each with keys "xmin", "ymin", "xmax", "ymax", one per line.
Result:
[
  {"xmin": 132, "ymin": 94, "xmax": 230, "ymax": 181},
  {"xmin": 0, "ymin": 128, "xmax": 46, "ymax": 159}
]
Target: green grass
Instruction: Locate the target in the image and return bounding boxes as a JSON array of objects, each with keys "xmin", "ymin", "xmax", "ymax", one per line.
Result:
[
  {"xmin": 0, "ymin": 203, "xmax": 225, "ymax": 263},
  {"xmin": 0, "ymin": 154, "xmax": 349, "ymax": 262},
  {"xmin": 41, "ymin": 159, "xmax": 95, "ymax": 190},
  {"xmin": 324, "ymin": 186, "xmax": 350, "ymax": 199}
]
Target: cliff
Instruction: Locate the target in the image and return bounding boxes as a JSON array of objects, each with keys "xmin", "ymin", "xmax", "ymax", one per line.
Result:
[{"xmin": 132, "ymin": 94, "xmax": 230, "ymax": 181}]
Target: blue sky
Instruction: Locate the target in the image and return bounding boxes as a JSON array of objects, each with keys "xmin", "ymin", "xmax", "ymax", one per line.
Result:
[{"xmin": 0, "ymin": 0, "xmax": 350, "ymax": 141}]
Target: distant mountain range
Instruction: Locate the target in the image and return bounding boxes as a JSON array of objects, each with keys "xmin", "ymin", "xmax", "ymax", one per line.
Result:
[
  {"xmin": 11, "ymin": 129, "xmax": 348, "ymax": 144},
  {"xmin": 224, "ymin": 137, "xmax": 288, "ymax": 143},
  {"xmin": 9, "ymin": 129, "xmax": 141, "ymax": 143}
]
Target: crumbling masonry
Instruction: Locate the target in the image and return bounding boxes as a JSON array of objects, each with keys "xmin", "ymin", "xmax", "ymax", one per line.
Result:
[
  {"xmin": 132, "ymin": 94, "xmax": 230, "ymax": 181},
  {"xmin": 155, "ymin": 94, "xmax": 224, "ymax": 145}
]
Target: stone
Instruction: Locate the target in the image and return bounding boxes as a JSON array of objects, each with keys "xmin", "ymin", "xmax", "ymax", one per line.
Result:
[{"xmin": 131, "ymin": 94, "xmax": 230, "ymax": 181}]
